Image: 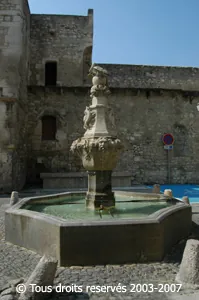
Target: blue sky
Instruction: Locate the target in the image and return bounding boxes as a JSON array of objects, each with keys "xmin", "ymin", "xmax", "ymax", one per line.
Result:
[{"xmin": 29, "ymin": 0, "xmax": 199, "ymax": 67}]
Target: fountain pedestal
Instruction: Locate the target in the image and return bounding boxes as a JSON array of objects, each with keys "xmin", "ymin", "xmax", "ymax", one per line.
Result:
[
  {"xmin": 86, "ymin": 170, "xmax": 115, "ymax": 209},
  {"xmin": 71, "ymin": 64, "xmax": 123, "ymax": 209}
]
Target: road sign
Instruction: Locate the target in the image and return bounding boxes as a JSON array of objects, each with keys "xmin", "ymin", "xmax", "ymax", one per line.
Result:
[
  {"xmin": 164, "ymin": 145, "xmax": 173, "ymax": 150},
  {"xmin": 162, "ymin": 133, "xmax": 174, "ymax": 145}
]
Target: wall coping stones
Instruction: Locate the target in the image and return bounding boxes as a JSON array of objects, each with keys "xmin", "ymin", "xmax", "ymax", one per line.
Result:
[{"xmin": 98, "ymin": 63, "xmax": 199, "ymax": 92}]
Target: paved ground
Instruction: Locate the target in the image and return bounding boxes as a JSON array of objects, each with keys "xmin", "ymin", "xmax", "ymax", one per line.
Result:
[{"xmin": 1, "ymin": 195, "xmax": 199, "ymax": 300}]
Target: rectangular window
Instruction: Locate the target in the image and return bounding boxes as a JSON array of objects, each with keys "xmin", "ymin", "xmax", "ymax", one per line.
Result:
[
  {"xmin": 45, "ymin": 62, "xmax": 57, "ymax": 86},
  {"xmin": 42, "ymin": 116, "xmax": 57, "ymax": 140}
]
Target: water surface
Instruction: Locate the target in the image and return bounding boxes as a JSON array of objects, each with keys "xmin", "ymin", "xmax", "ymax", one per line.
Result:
[{"xmin": 22, "ymin": 195, "xmax": 173, "ymax": 221}]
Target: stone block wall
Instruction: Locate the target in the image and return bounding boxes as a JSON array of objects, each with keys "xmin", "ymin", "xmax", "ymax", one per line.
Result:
[
  {"xmin": 99, "ymin": 63, "xmax": 199, "ymax": 91},
  {"xmin": 29, "ymin": 9, "xmax": 93, "ymax": 87},
  {"xmin": 110, "ymin": 88, "xmax": 199, "ymax": 184},
  {"xmin": 0, "ymin": 0, "xmax": 30, "ymax": 98},
  {"xmin": 26, "ymin": 87, "xmax": 89, "ymax": 184},
  {"xmin": 0, "ymin": 0, "xmax": 30, "ymax": 191},
  {"xmin": 26, "ymin": 85, "xmax": 199, "ymax": 185},
  {"xmin": 2, "ymin": 2, "xmax": 199, "ymax": 190}
]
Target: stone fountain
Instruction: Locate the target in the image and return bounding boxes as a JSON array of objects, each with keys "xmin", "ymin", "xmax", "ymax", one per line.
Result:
[
  {"xmin": 71, "ymin": 64, "xmax": 123, "ymax": 209},
  {"xmin": 4, "ymin": 65, "xmax": 192, "ymax": 266}
]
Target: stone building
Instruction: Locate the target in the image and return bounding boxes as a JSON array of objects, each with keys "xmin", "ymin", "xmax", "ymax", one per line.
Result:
[{"xmin": 1, "ymin": 0, "xmax": 199, "ymax": 192}]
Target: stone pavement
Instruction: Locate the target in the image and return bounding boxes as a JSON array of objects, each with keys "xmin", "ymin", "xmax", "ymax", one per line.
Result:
[{"xmin": 1, "ymin": 196, "xmax": 199, "ymax": 300}]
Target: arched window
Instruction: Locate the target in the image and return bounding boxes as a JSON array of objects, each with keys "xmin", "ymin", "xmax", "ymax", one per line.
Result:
[
  {"xmin": 45, "ymin": 62, "xmax": 57, "ymax": 86},
  {"xmin": 41, "ymin": 116, "xmax": 57, "ymax": 140},
  {"xmin": 83, "ymin": 46, "xmax": 92, "ymax": 82}
]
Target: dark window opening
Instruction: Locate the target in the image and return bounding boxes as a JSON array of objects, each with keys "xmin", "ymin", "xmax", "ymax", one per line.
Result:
[
  {"xmin": 45, "ymin": 62, "xmax": 57, "ymax": 86},
  {"xmin": 42, "ymin": 116, "xmax": 57, "ymax": 140}
]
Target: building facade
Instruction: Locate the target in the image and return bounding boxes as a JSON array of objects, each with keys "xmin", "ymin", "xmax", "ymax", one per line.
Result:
[{"xmin": 1, "ymin": 0, "xmax": 199, "ymax": 191}]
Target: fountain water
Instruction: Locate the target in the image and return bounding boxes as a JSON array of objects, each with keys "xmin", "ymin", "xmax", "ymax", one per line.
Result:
[{"xmin": 4, "ymin": 65, "xmax": 192, "ymax": 266}]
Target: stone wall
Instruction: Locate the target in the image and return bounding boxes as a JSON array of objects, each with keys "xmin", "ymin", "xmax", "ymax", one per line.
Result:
[
  {"xmin": 12, "ymin": 0, "xmax": 31, "ymax": 191},
  {"xmin": 29, "ymin": 9, "xmax": 93, "ymax": 87},
  {"xmin": 99, "ymin": 64, "xmax": 199, "ymax": 91},
  {"xmin": 111, "ymin": 89, "xmax": 199, "ymax": 184},
  {"xmin": 26, "ymin": 87, "xmax": 89, "ymax": 185},
  {"xmin": 0, "ymin": 0, "xmax": 30, "ymax": 191},
  {"xmin": 2, "ymin": 2, "xmax": 199, "ymax": 190},
  {"xmin": 26, "ymin": 86, "xmax": 199, "ymax": 185}
]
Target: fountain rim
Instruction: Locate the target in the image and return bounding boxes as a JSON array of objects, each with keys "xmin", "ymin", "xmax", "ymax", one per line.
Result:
[{"xmin": 6, "ymin": 191, "xmax": 188, "ymax": 227}]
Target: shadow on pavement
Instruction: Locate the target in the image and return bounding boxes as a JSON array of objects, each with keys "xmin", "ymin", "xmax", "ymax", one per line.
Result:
[{"xmin": 164, "ymin": 220, "xmax": 199, "ymax": 264}]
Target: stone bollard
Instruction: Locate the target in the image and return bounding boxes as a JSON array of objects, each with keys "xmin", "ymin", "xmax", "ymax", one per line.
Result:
[
  {"xmin": 176, "ymin": 239, "xmax": 199, "ymax": 289},
  {"xmin": 18, "ymin": 255, "xmax": 58, "ymax": 300},
  {"xmin": 164, "ymin": 189, "xmax": 173, "ymax": 198},
  {"xmin": 152, "ymin": 184, "xmax": 160, "ymax": 194},
  {"xmin": 182, "ymin": 196, "xmax": 190, "ymax": 205},
  {"xmin": 10, "ymin": 191, "xmax": 19, "ymax": 206}
]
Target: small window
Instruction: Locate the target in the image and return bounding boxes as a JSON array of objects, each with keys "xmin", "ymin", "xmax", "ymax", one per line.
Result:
[
  {"xmin": 45, "ymin": 62, "xmax": 57, "ymax": 86},
  {"xmin": 42, "ymin": 116, "xmax": 57, "ymax": 140}
]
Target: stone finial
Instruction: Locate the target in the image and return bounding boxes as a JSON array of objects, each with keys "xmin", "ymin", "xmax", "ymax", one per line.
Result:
[
  {"xmin": 10, "ymin": 191, "xmax": 19, "ymax": 206},
  {"xmin": 163, "ymin": 189, "xmax": 173, "ymax": 198},
  {"xmin": 18, "ymin": 255, "xmax": 58, "ymax": 300},
  {"xmin": 176, "ymin": 239, "xmax": 199, "ymax": 288},
  {"xmin": 88, "ymin": 64, "xmax": 110, "ymax": 97},
  {"xmin": 152, "ymin": 184, "xmax": 160, "ymax": 194},
  {"xmin": 88, "ymin": 64, "xmax": 108, "ymax": 78},
  {"xmin": 182, "ymin": 196, "xmax": 190, "ymax": 205}
]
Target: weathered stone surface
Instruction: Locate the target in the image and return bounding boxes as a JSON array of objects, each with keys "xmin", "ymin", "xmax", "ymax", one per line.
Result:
[
  {"xmin": 9, "ymin": 278, "xmax": 24, "ymax": 287},
  {"xmin": 164, "ymin": 189, "xmax": 173, "ymax": 198},
  {"xmin": 24, "ymin": 85, "xmax": 199, "ymax": 188},
  {"xmin": 1, "ymin": 287, "xmax": 15, "ymax": 296},
  {"xmin": 0, "ymin": 283, "xmax": 10, "ymax": 294},
  {"xmin": 0, "ymin": 295, "xmax": 15, "ymax": 300},
  {"xmin": 29, "ymin": 11, "xmax": 93, "ymax": 87},
  {"xmin": 152, "ymin": 184, "xmax": 160, "ymax": 194},
  {"xmin": 1, "ymin": 196, "xmax": 199, "ymax": 299},
  {"xmin": 2, "ymin": 1, "xmax": 199, "ymax": 192},
  {"xmin": 99, "ymin": 63, "xmax": 199, "ymax": 91},
  {"xmin": 0, "ymin": 0, "xmax": 30, "ymax": 192},
  {"xmin": 70, "ymin": 65, "xmax": 124, "ymax": 208},
  {"xmin": 18, "ymin": 255, "xmax": 58, "ymax": 300},
  {"xmin": 0, "ymin": 278, "xmax": 24, "ymax": 300},
  {"xmin": 182, "ymin": 196, "xmax": 190, "ymax": 205},
  {"xmin": 10, "ymin": 192, "xmax": 19, "ymax": 206},
  {"xmin": 176, "ymin": 239, "xmax": 199, "ymax": 288}
]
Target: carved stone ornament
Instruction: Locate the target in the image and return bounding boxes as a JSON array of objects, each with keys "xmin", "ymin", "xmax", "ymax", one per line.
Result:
[
  {"xmin": 90, "ymin": 85, "xmax": 110, "ymax": 98},
  {"xmin": 89, "ymin": 64, "xmax": 108, "ymax": 81},
  {"xmin": 71, "ymin": 137, "xmax": 123, "ymax": 159},
  {"xmin": 88, "ymin": 64, "xmax": 110, "ymax": 97},
  {"xmin": 83, "ymin": 106, "xmax": 96, "ymax": 130},
  {"xmin": 107, "ymin": 107, "xmax": 116, "ymax": 129}
]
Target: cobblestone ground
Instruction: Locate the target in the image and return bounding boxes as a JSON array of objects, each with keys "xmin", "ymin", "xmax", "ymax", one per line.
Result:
[{"xmin": 0, "ymin": 197, "xmax": 199, "ymax": 300}]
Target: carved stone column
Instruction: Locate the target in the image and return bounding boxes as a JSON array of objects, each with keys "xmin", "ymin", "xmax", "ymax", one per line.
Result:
[{"xmin": 71, "ymin": 64, "xmax": 123, "ymax": 209}]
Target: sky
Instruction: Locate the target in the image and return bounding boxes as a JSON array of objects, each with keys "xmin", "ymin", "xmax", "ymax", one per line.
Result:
[{"xmin": 28, "ymin": 0, "xmax": 199, "ymax": 67}]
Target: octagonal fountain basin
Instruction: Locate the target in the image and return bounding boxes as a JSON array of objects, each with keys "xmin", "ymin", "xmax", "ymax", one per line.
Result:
[{"xmin": 5, "ymin": 191, "xmax": 192, "ymax": 266}]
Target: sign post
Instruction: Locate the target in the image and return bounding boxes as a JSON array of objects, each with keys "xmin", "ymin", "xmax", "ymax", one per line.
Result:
[{"xmin": 162, "ymin": 133, "xmax": 174, "ymax": 148}]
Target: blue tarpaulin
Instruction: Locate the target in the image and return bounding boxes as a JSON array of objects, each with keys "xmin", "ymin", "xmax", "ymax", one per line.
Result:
[{"xmin": 149, "ymin": 184, "xmax": 199, "ymax": 203}]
